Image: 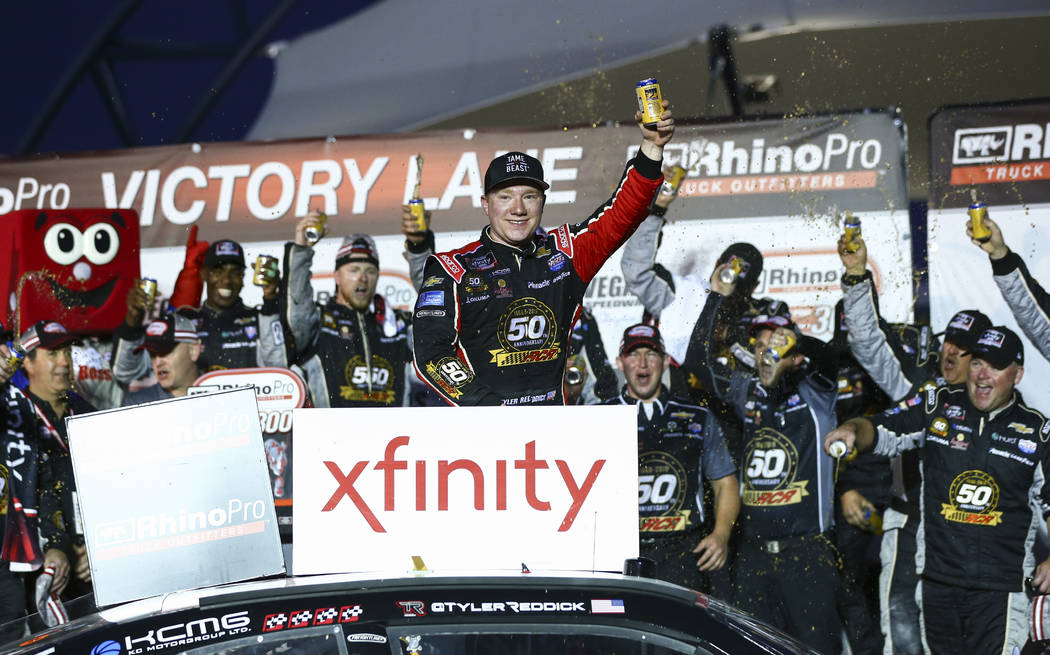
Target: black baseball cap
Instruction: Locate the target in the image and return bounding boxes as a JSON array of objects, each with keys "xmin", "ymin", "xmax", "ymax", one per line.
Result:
[
  {"xmin": 619, "ymin": 324, "xmax": 665, "ymax": 355},
  {"xmin": 970, "ymin": 325, "xmax": 1024, "ymax": 369},
  {"xmin": 204, "ymin": 239, "xmax": 246, "ymax": 269},
  {"xmin": 134, "ymin": 313, "xmax": 199, "ymax": 355},
  {"xmin": 716, "ymin": 243, "xmax": 763, "ymax": 284},
  {"xmin": 937, "ymin": 310, "xmax": 992, "ymax": 351},
  {"xmin": 20, "ymin": 321, "xmax": 77, "ymax": 353},
  {"xmin": 484, "ymin": 152, "xmax": 550, "ymax": 194}
]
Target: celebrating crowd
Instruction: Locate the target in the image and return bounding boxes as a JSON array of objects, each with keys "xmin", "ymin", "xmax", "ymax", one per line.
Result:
[{"xmin": 3, "ymin": 95, "xmax": 1050, "ymax": 655}]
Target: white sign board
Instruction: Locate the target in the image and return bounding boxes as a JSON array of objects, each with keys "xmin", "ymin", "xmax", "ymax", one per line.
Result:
[
  {"xmin": 293, "ymin": 405, "xmax": 638, "ymax": 574},
  {"xmin": 68, "ymin": 388, "xmax": 285, "ymax": 606},
  {"xmin": 928, "ymin": 203, "xmax": 1050, "ymax": 413}
]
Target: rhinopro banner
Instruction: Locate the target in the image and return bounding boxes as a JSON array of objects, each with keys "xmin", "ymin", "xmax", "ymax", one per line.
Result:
[{"xmin": 68, "ymin": 388, "xmax": 284, "ymax": 606}]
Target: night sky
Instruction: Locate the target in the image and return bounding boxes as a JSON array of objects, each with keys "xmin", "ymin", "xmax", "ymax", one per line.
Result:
[{"xmin": 0, "ymin": 1, "xmax": 374, "ymax": 157}]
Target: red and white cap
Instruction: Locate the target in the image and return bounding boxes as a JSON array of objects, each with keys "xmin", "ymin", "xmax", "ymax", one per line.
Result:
[
  {"xmin": 134, "ymin": 313, "xmax": 199, "ymax": 355},
  {"xmin": 19, "ymin": 321, "xmax": 76, "ymax": 354},
  {"xmin": 619, "ymin": 323, "xmax": 665, "ymax": 355}
]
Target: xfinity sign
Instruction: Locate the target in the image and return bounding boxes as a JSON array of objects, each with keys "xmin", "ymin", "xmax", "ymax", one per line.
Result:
[{"xmin": 293, "ymin": 406, "xmax": 638, "ymax": 574}]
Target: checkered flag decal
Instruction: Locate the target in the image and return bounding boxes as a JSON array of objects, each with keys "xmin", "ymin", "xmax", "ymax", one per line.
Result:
[
  {"xmin": 289, "ymin": 609, "xmax": 313, "ymax": 628},
  {"xmin": 313, "ymin": 607, "xmax": 338, "ymax": 625},
  {"xmin": 262, "ymin": 613, "xmax": 287, "ymax": 632},
  {"xmin": 339, "ymin": 605, "xmax": 363, "ymax": 623}
]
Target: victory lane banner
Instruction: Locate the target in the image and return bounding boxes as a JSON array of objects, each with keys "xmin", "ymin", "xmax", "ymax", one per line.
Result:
[
  {"xmin": 0, "ymin": 111, "xmax": 906, "ymax": 248},
  {"xmin": 68, "ymin": 388, "xmax": 284, "ymax": 607},
  {"xmin": 293, "ymin": 405, "xmax": 638, "ymax": 574}
]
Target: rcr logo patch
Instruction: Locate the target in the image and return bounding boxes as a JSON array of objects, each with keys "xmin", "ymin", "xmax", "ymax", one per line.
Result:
[
  {"xmin": 941, "ymin": 469, "xmax": 1002, "ymax": 526},
  {"xmin": 490, "ymin": 298, "xmax": 560, "ymax": 367}
]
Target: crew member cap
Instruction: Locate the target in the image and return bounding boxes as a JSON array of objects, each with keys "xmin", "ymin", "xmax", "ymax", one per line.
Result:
[
  {"xmin": 747, "ymin": 314, "xmax": 799, "ymax": 337},
  {"xmin": 134, "ymin": 313, "xmax": 200, "ymax": 355},
  {"xmin": 335, "ymin": 234, "xmax": 380, "ymax": 270},
  {"xmin": 970, "ymin": 325, "xmax": 1024, "ymax": 368},
  {"xmin": 936, "ymin": 309, "xmax": 992, "ymax": 352},
  {"xmin": 19, "ymin": 321, "xmax": 77, "ymax": 354},
  {"xmin": 619, "ymin": 323, "xmax": 665, "ymax": 355},
  {"xmin": 204, "ymin": 239, "xmax": 246, "ymax": 269}
]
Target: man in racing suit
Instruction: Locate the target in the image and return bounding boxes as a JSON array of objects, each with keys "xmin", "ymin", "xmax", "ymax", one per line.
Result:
[
  {"xmin": 275, "ymin": 217, "xmax": 412, "ymax": 407},
  {"xmin": 113, "ymin": 242, "xmax": 287, "ymax": 396},
  {"xmin": 163, "ymin": 238, "xmax": 287, "ymax": 371},
  {"xmin": 687, "ymin": 266, "xmax": 841, "ymax": 653},
  {"xmin": 968, "ymin": 214, "xmax": 1050, "ymax": 362},
  {"xmin": 825, "ymin": 325, "xmax": 1050, "ymax": 655},
  {"xmin": 839, "ymin": 232, "xmax": 992, "ymax": 655},
  {"xmin": 605, "ymin": 323, "xmax": 738, "ymax": 591},
  {"xmin": 412, "ymin": 101, "xmax": 674, "ymax": 405}
]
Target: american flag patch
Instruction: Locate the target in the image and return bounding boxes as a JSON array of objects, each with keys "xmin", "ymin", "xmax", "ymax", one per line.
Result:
[
  {"xmin": 262, "ymin": 613, "xmax": 287, "ymax": 632},
  {"xmin": 590, "ymin": 599, "xmax": 625, "ymax": 614}
]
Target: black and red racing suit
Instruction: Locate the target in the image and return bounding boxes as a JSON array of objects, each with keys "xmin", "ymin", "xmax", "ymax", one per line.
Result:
[{"xmin": 412, "ymin": 152, "xmax": 662, "ymax": 406}]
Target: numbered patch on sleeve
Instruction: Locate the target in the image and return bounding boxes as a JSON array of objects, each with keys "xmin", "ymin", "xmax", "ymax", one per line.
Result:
[{"xmin": 425, "ymin": 357, "xmax": 474, "ymax": 399}]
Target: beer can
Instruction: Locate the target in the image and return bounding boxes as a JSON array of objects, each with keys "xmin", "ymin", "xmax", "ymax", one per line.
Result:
[
  {"xmin": 863, "ymin": 507, "xmax": 884, "ymax": 535},
  {"xmin": 305, "ymin": 212, "xmax": 327, "ymax": 246},
  {"xmin": 253, "ymin": 255, "xmax": 279, "ymax": 286},
  {"xmin": 407, "ymin": 199, "xmax": 427, "ymax": 232},
  {"xmin": 760, "ymin": 330, "xmax": 796, "ymax": 368},
  {"xmin": 968, "ymin": 202, "xmax": 991, "ymax": 242},
  {"xmin": 636, "ymin": 78, "xmax": 664, "ymax": 127},
  {"xmin": 139, "ymin": 277, "xmax": 158, "ymax": 309},
  {"xmin": 828, "ymin": 440, "xmax": 858, "ymax": 461},
  {"xmin": 719, "ymin": 255, "xmax": 745, "ymax": 285},
  {"xmin": 843, "ymin": 215, "xmax": 862, "ymax": 253},
  {"xmin": 5, "ymin": 341, "xmax": 25, "ymax": 372},
  {"xmin": 661, "ymin": 165, "xmax": 687, "ymax": 196}
]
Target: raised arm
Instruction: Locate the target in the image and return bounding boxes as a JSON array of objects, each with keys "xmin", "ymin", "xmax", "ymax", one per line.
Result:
[
  {"xmin": 275, "ymin": 215, "xmax": 324, "ymax": 361},
  {"xmin": 568, "ymin": 102, "xmax": 673, "ymax": 282},
  {"xmin": 839, "ymin": 235, "xmax": 928, "ymax": 400},
  {"xmin": 973, "ymin": 216, "xmax": 1050, "ymax": 361}
]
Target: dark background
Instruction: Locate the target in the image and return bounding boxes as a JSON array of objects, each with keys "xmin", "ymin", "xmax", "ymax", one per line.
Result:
[{"xmin": 0, "ymin": 1, "xmax": 373, "ymax": 156}]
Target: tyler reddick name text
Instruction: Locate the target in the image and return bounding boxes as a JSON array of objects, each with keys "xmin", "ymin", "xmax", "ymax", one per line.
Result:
[{"xmin": 321, "ymin": 437, "xmax": 605, "ymax": 533}]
